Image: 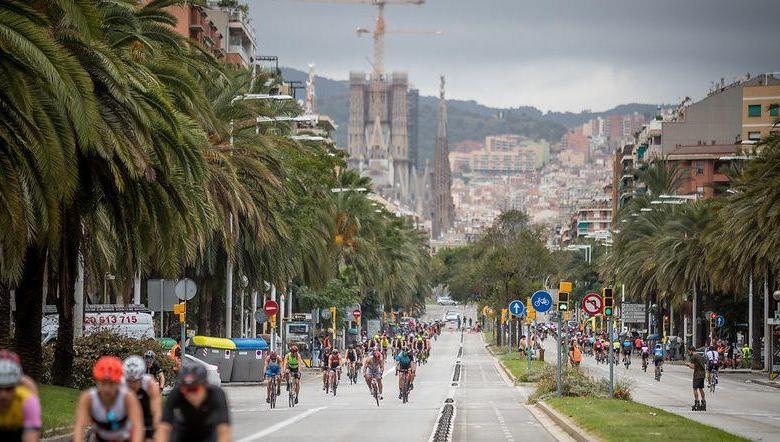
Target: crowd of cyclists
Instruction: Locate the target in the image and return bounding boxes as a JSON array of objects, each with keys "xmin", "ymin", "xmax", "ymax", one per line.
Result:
[{"xmin": 261, "ymin": 320, "xmax": 443, "ymax": 406}]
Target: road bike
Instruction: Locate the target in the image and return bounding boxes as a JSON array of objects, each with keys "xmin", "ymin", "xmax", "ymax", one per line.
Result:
[
  {"xmin": 399, "ymin": 369, "xmax": 411, "ymax": 403},
  {"xmin": 286, "ymin": 377, "xmax": 297, "ymax": 407},
  {"xmin": 267, "ymin": 375, "xmax": 278, "ymax": 409},
  {"xmin": 641, "ymin": 357, "xmax": 648, "ymax": 372},
  {"xmin": 623, "ymin": 355, "xmax": 631, "ymax": 369},
  {"xmin": 654, "ymin": 363, "xmax": 662, "ymax": 381},
  {"xmin": 328, "ymin": 368, "xmax": 339, "ymax": 396},
  {"xmin": 370, "ymin": 377, "xmax": 381, "ymax": 407},
  {"xmin": 348, "ymin": 363, "xmax": 357, "ymax": 384},
  {"xmin": 707, "ymin": 368, "xmax": 719, "ymax": 393}
]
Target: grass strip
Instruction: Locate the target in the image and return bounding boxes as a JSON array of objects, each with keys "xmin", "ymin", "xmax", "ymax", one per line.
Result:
[
  {"xmin": 40, "ymin": 384, "xmax": 80, "ymax": 436},
  {"xmin": 499, "ymin": 351, "xmax": 546, "ymax": 382},
  {"xmin": 546, "ymin": 396, "xmax": 748, "ymax": 442}
]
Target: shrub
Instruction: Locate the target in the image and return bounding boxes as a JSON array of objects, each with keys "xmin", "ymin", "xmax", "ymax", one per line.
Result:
[
  {"xmin": 43, "ymin": 331, "xmax": 175, "ymax": 390},
  {"xmin": 528, "ymin": 366, "xmax": 632, "ymax": 403}
]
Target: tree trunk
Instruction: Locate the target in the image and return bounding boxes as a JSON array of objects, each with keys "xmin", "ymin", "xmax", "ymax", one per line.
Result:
[
  {"xmin": 210, "ymin": 284, "xmax": 223, "ymax": 337},
  {"xmin": 14, "ymin": 245, "xmax": 47, "ymax": 381},
  {"xmin": 52, "ymin": 213, "xmax": 80, "ymax": 386},
  {"xmin": 752, "ymin": 276, "xmax": 765, "ymax": 369},
  {"xmin": 196, "ymin": 279, "xmax": 211, "ymax": 335},
  {"xmin": 0, "ymin": 282, "xmax": 11, "ymax": 348}
]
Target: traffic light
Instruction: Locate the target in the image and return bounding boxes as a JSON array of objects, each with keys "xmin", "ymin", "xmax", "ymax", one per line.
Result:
[
  {"xmin": 173, "ymin": 302, "xmax": 186, "ymax": 323},
  {"xmin": 603, "ymin": 288, "xmax": 614, "ymax": 317},
  {"xmin": 558, "ymin": 291, "xmax": 569, "ymax": 311}
]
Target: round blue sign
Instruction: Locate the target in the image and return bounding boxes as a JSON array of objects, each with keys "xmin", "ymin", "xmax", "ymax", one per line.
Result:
[
  {"xmin": 508, "ymin": 300, "xmax": 526, "ymax": 317},
  {"xmin": 531, "ymin": 290, "xmax": 553, "ymax": 313},
  {"xmin": 716, "ymin": 315, "xmax": 725, "ymax": 327}
]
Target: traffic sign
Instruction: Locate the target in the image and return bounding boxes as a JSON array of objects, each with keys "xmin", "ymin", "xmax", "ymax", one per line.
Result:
[
  {"xmin": 353, "ymin": 309, "xmax": 362, "ymax": 320},
  {"xmin": 254, "ymin": 310, "xmax": 268, "ymax": 323},
  {"xmin": 321, "ymin": 308, "xmax": 332, "ymax": 320},
  {"xmin": 263, "ymin": 300, "xmax": 279, "ymax": 316},
  {"xmin": 508, "ymin": 300, "xmax": 526, "ymax": 317},
  {"xmin": 716, "ymin": 315, "xmax": 725, "ymax": 327},
  {"xmin": 531, "ymin": 290, "xmax": 553, "ymax": 313},
  {"xmin": 174, "ymin": 278, "xmax": 197, "ymax": 301},
  {"xmin": 582, "ymin": 292, "xmax": 603, "ymax": 315}
]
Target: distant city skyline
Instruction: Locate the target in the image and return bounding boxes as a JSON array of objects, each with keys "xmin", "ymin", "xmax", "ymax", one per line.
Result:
[{"xmin": 251, "ymin": 0, "xmax": 780, "ymax": 112}]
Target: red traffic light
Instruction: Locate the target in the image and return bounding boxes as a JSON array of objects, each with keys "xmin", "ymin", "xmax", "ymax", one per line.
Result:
[{"xmin": 710, "ymin": 312, "xmax": 717, "ymax": 319}]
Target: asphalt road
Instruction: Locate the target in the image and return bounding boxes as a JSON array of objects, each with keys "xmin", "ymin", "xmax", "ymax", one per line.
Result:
[
  {"xmin": 540, "ymin": 331, "xmax": 780, "ymax": 441},
  {"xmin": 224, "ymin": 304, "xmax": 557, "ymax": 441}
]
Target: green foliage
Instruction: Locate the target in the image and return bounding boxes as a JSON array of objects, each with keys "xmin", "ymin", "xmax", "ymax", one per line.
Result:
[
  {"xmin": 39, "ymin": 384, "xmax": 81, "ymax": 436},
  {"xmin": 42, "ymin": 331, "xmax": 175, "ymax": 390},
  {"xmin": 528, "ymin": 365, "xmax": 632, "ymax": 403}
]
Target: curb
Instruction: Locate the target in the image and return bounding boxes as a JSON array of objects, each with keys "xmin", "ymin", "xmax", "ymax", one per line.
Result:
[
  {"xmin": 42, "ymin": 431, "xmax": 74, "ymax": 442},
  {"xmin": 536, "ymin": 401, "xmax": 599, "ymax": 442},
  {"xmin": 747, "ymin": 379, "xmax": 780, "ymax": 389}
]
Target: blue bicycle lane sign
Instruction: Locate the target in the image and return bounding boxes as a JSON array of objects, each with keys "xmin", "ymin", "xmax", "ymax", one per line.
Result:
[{"xmin": 531, "ymin": 290, "xmax": 553, "ymax": 313}]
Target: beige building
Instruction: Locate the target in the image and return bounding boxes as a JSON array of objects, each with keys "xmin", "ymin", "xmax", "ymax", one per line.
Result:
[{"xmin": 741, "ymin": 73, "xmax": 780, "ymax": 143}]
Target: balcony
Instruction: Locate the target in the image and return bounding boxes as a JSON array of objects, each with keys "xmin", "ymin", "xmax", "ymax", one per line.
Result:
[
  {"xmin": 189, "ymin": 7, "xmax": 206, "ymax": 31},
  {"xmin": 228, "ymin": 44, "xmax": 251, "ymax": 66}
]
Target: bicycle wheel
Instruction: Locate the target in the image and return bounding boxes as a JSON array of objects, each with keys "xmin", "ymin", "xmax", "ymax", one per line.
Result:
[
  {"xmin": 289, "ymin": 390, "xmax": 295, "ymax": 408},
  {"xmin": 332, "ymin": 373, "xmax": 338, "ymax": 396},
  {"xmin": 373, "ymin": 381, "xmax": 380, "ymax": 407},
  {"xmin": 270, "ymin": 384, "xmax": 277, "ymax": 409}
]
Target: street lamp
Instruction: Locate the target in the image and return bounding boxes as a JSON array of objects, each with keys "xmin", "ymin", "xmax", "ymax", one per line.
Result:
[{"xmin": 330, "ymin": 187, "xmax": 368, "ymax": 193}]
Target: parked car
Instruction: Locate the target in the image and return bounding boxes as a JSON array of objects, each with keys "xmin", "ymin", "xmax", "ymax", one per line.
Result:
[
  {"xmin": 437, "ymin": 296, "xmax": 458, "ymax": 306},
  {"xmin": 444, "ymin": 311, "xmax": 460, "ymax": 322}
]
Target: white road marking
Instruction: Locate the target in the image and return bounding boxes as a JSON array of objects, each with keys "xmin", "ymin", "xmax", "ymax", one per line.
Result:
[
  {"xmin": 491, "ymin": 402, "xmax": 515, "ymax": 442},
  {"xmin": 235, "ymin": 406, "xmax": 326, "ymax": 441}
]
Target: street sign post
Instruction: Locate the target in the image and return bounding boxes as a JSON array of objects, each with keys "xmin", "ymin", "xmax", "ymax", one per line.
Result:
[
  {"xmin": 508, "ymin": 300, "xmax": 526, "ymax": 317},
  {"xmin": 254, "ymin": 310, "xmax": 268, "ymax": 324},
  {"xmin": 557, "ymin": 282, "xmax": 572, "ymax": 397},
  {"xmin": 608, "ymin": 318, "xmax": 614, "ymax": 398},
  {"xmin": 174, "ymin": 278, "xmax": 197, "ymax": 353},
  {"xmin": 264, "ymin": 300, "xmax": 279, "ymax": 316},
  {"xmin": 621, "ymin": 303, "xmax": 646, "ymax": 323},
  {"xmin": 582, "ymin": 292, "xmax": 603, "ymax": 315},
  {"xmin": 531, "ymin": 290, "xmax": 553, "ymax": 313}
]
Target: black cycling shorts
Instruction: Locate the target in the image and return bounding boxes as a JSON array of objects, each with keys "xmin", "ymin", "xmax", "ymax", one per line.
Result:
[
  {"xmin": 288, "ymin": 367, "xmax": 300, "ymax": 378},
  {"xmin": 693, "ymin": 378, "xmax": 705, "ymax": 389}
]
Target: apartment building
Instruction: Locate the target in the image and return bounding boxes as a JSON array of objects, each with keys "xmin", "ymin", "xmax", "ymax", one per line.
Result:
[
  {"xmin": 741, "ymin": 73, "xmax": 780, "ymax": 143},
  {"xmin": 169, "ymin": 4, "xmax": 224, "ymax": 58}
]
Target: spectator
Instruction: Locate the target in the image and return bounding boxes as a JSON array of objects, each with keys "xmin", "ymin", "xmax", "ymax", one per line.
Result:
[
  {"xmin": 686, "ymin": 346, "xmax": 707, "ymax": 411},
  {"xmin": 312, "ymin": 337, "xmax": 322, "ymax": 368}
]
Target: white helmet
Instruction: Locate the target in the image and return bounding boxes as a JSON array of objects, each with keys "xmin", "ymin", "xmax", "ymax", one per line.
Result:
[
  {"xmin": 0, "ymin": 350, "xmax": 22, "ymax": 387},
  {"xmin": 123, "ymin": 355, "xmax": 146, "ymax": 381}
]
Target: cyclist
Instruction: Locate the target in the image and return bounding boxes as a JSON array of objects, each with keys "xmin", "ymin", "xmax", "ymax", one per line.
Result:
[
  {"xmin": 653, "ymin": 343, "xmax": 665, "ymax": 377},
  {"xmin": 320, "ymin": 347, "xmax": 332, "ymax": 391},
  {"xmin": 283, "ymin": 346, "xmax": 302, "ymax": 404},
  {"xmin": 380, "ymin": 335, "xmax": 390, "ymax": 358},
  {"xmin": 395, "ymin": 347, "xmax": 414, "ymax": 399},
  {"xmin": 144, "ymin": 351, "xmax": 165, "ymax": 391},
  {"xmin": 622, "ymin": 338, "xmax": 632, "ymax": 367},
  {"xmin": 641, "ymin": 343, "xmax": 650, "ymax": 370},
  {"xmin": 345, "ymin": 344, "xmax": 358, "ymax": 381},
  {"xmin": 123, "ymin": 356, "xmax": 160, "ymax": 441},
  {"xmin": 0, "ymin": 350, "xmax": 41, "ymax": 442},
  {"xmin": 264, "ymin": 352, "xmax": 281, "ymax": 404},
  {"xmin": 612, "ymin": 339, "xmax": 620, "ymax": 363},
  {"xmin": 414, "ymin": 336, "xmax": 426, "ymax": 364},
  {"xmin": 740, "ymin": 343, "xmax": 752, "ymax": 368},
  {"xmin": 363, "ymin": 350, "xmax": 384, "ymax": 400},
  {"xmin": 705, "ymin": 345, "xmax": 720, "ymax": 387},
  {"xmin": 159, "ymin": 364, "xmax": 231, "ymax": 442},
  {"xmin": 326, "ymin": 349, "xmax": 342, "ymax": 392},
  {"xmin": 74, "ymin": 356, "xmax": 143, "ymax": 442}
]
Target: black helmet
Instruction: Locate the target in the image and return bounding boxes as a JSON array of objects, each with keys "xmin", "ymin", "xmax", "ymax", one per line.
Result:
[{"xmin": 178, "ymin": 364, "xmax": 207, "ymax": 386}]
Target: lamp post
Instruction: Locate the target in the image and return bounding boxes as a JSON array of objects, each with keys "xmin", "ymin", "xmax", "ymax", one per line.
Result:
[{"xmin": 225, "ymin": 93, "xmax": 293, "ymax": 338}]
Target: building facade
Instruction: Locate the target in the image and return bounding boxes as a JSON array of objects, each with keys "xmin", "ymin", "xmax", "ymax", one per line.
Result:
[{"xmin": 741, "ymin": 73, "xmax": 780, "ymax": 143}]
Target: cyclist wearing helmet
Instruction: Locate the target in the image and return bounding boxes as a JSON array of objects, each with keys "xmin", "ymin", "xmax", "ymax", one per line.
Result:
[
  {"xmin": 159, "ymin": 365, "xmax": 231, "ymax": 442},
  {"xmin": 264, "ymin": 352, "xmax": 281, "ymax": 404},
  {"xmin": 283, "ymin": 347, "xmax": 302, "ymax": 403},
  {"xmin": 320, "ymin": 347, "xmax": 332, "ymax": 390},
  {"xmin": 74, "ymin": 356, "xmax": 143, "ymax": 442},
  {"xmin": 143, "ymin": 351, "xmax": 164, "ymax": 390},
  {"xmin": 123, "ymin": 356, "xmax": 160, "ymax": 441},
  {"xmin": 0, "ymin": 350, "xmax": 41, "ymax": 442},
  {"xmin": 363, "ymin": 350, "xmax": 384, "ymax": 400},
  {"xmin": 394, "ymin": 346, "xmax": 413, "ymax": 399}
]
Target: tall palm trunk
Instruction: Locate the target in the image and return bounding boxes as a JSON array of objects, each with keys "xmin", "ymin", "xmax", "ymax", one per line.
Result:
[
  {"xmin": 0, "ymin": 282, "xmax": 10, "ymax": 348},
  {"xmin": 752, "ymin": 274, "xmax": 766, "ymax": 369},
  {"xmin": 14, "ymin": 245, "xmax": 47, "ymax": 380},
  {"xmin": 52, "ymin": 212, "xmax": 80, "ymax": 385},
  {"xmin": 196, "ymin": 278, "xmax": 211, "ymax": 335}
]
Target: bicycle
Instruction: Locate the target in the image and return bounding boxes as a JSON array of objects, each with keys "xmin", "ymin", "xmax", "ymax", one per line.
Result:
[
  {"xmin": 328, "ymin": 368, "xmax": 339, "ymax": 396},
  {"xmin": 641, "ymin": 357, "xmax": 648, "ymax": 372},
  {"xmin": 370, "ymin": 377, "xmax": 380, "ymax": 407},
  {"xmin": 348, "ymin": 363, "xmax": 357, "ymax": 384},
  {"xmin": 399, "ymin": 370, "xmax": 411, "ymax": 403},
  {"xmin": 267, "ymin": 375, "xmax": 278, "ymax": 408},
  {"xmin": 286, "ymin": 377, "xmax": 296, "ymax": 407},
  {"xmin": 623, "ymin": 355, "xmax": 631, "ymax": 370},
  {"xmin": 707, "ymin": 369, "xmax": 719, "ymax": 393},
  {"xmin": 654, "ymin": 363, "xmax": 662, "ymax": 381}
]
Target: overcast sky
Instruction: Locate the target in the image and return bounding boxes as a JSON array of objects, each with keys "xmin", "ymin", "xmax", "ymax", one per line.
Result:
[{"xmin": 249, "ymin": 0, "xmax": 780, "ymax": 112}]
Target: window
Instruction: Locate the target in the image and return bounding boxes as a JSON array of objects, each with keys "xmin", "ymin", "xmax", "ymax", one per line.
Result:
[
  {"xmin": 694, "ymin": 161, "xmax": 704, "ymax": 175},
  {"xmin": 770, "ymin": 104, "xmax": 779, "ymax": 117},
  {"xmin": 748, "ymin": 131, "xmax": 761, "ymax": 141},
  {"xmin": 748, "ymin": 104, "xmax": 761, "ymax": 117}
]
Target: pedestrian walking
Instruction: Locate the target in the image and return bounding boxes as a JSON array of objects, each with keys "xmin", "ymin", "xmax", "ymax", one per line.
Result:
[
  {"xmin": 686, "ymin": 346, "xmax": 707, "ymax": 411},
  {"xmin": 312, "ymin": 337, "xmax": 322, "ymax": 368}
]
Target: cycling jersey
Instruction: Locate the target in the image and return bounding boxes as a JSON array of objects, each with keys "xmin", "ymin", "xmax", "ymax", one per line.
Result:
[
  {"xmin": 88, "ymin": 385, "xmax": 132, "ymax": 441},
  {"xmin": 0, "ymin": 385, "xmax": 41, "ymax": 441},
  {"xmin": 265, "ymin": 360, "xmax": 281, "ymax": 378},
  {"xmin": 286, "ymin": 354, "xmax": 299, "ymax": 369},
  {"xmin": 127, "ymin": 375, "xmax": 155, "ymax": 438},
  {"xmin": 365, "ymin": 358, "xmax": 383, "ymax": 378},
  {"xmin": 381, "ymin": 339, "xmax": 389, "ymax": 349},
  {"xmin": 329, "ymin": 354, "xmax": 341, "ymax": 369},
  {"xmin": 396, "ymin": 352, "xmax": 412, "ymax": 369},
  {"xmin": 162, "ymin": 385, "xmax": 229, "ymax": 442}
]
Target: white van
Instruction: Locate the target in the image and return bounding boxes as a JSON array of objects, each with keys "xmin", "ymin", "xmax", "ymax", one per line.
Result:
[{"xmin": 42, "ymin": 307, "xmax": 155, "ymax": 344}]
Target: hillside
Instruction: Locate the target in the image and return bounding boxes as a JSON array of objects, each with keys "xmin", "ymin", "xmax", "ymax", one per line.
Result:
[{"xmin": 280, "ymin": 67, "xmax": 663, "ymax": 163}]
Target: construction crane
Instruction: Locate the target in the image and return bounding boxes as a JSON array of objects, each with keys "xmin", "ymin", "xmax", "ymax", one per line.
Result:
[{"xmin": 287, "ymin": 0, "xmax": 430, "ymax": 162}]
